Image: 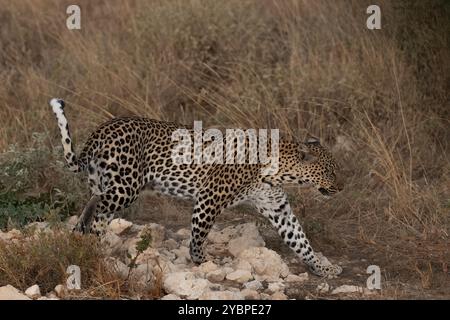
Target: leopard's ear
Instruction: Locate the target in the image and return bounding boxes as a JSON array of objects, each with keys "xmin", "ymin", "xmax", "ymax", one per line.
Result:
[
  {"xmin": 298, "ymin": 142, "xmax": 318, "ymax": 162},
  {"xmin": 305, "ymin": 135, "xmax": 321, "ymax": 145}
]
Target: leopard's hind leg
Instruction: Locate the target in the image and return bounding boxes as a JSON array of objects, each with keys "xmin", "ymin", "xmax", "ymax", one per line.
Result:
[
  {"xmin": 74, "ymin": 195, "xmax": 100, "ymax": 234},
  {"xmin": 75, "ymin": 191, "xmax": 140, "ymax": 236},
  {"xmin": 75, "ymin": 160, "xmax": 141, "ymax": 235}
]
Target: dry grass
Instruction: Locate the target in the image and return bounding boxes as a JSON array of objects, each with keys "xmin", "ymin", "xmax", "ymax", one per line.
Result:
[
  {"xmin": 0, "ymin": 0, "xmax": 448, "ymax": 295},
  {"xmin": 0, "ymin": 228, "xmax": 164, "ymax": 299},
  {"xmin": 0, "ymin": 229, "xmax": 111, "ymax": 295}
]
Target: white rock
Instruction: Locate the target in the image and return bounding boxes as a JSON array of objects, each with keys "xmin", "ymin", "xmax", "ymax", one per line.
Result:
[
  {"xmin": 233, "ymin": 259, "xmax": 252, "ymax": 272},
  {"xmin": 172, "ymin": 245, "xmax": 191, "ymax": 265},
  {"xmin": 241, "ymin": 289, "xmax": 260, "ymax": 300},
  {"xmin": 109, "ymin": 218, "xmax": 133, "ymax": 235},
  {"xmin": 223, "ymin": 267, "xmax": 235, "ymax": 275},
  {"xmin": 146, "ymin": 223, "xmax": 165, "ymax": 248},
  {"xmin": 173, "ymin": 246, "xmax": 190, "ymax": 260},
  {"xmin": 208, "ymin": 283, "xmax": 224, "ymax": 291},
  {"xmin": 0, "ymin": 285, "xmax": 31, "ymax": 300},
  {"xmin": 260, "ymin": 293, "xmax": 271, "ymax": 300},
  {"xmin": 135, "ymin": 253, "xmax": 178, "ymax": 280},
  {"xmin": 222, "ymin": 257, "xmax": 233, "ymax": 264},
  {"xmin": 227, "ymin": 223, "xmax": 265, "ymax": 257},
  {"xmin": 105, "ymin": 257, "xmax": 130, "ymax": 279},
  {"xmin": 129, "ymin": 224, "xmax": 145, "ymax": 233},
  {"xmin": 206, "ymin": 269, "xmax": 226, "ymax": 282},
  {"xmin": 244, "ymin": 280, "xmax": 263, "ymax": 291},
  {"xmin": 130, "ymin": 263, "xmax": 159, "ymax": 291},
  {"xmin": 46, "ymin": 292, "xmax": 59, "ymax": 299},
  {"xmin": 101, "ymin": 231, "xmax": 123, "ymax": 254},
  {"xmin": 226, "ymin": 270, "xmax": 253, "ymax": 283},
  {"xmin": 271, "ymin": 291, "xmax": 288, "ymax": 300},
  {"xmin": 37, "ymin": 296, "xmax": 59, "ymax": 300},
  {"xmin": 134, "ymin": 263, "xmax": 153, "ymax": 279},
  {"xmin": 171, "ymin": 264, "xmax": 189, "ymax": 274},
  {"xmin": 199, "ymin": 290, "xmax": 244, "ymax": 300},
  {"xmin": 238, "ymin": 247, "xmax": 290, "ymax": 280},
  {"xmin": 25, "ymin": 284, "xmax": 41, "ymax": 299},
  {"xmin": 317, "ymin": 282, "xmax": 330, "ymax": 293},
  {"xmin": 160, "ymin": 248, "xmax": 177, "ymax": 261},
  {"xmin": 164, "ymin": 239, "xmax": 178, "ymax": 250},
  {"xmin": 157, "ymin": 256, "xmax": 180, "ymax": 276},
  {"xmin": 163, "ymin": 272, "xmax": 211, "ymax": 300},
  {"xmin": 161, "ymin": 294, "xmax": 181, "ymax": 300},
  {"xmin": 331, "ymin": 285, "xmax": 364, "ymax": 295},
  {"xmin": 191, "ymin": 265, "xmax": 205, "ymax": 278},
  {"xmin": 207, "ymin": 243, "xmax": 228, "ymax": 257},
  {"xmin": 135, "ymin": 247, "xmax": 160, "ymax": 265},
  {"xmin": 198, "ymin": 261, "xmax": 218, "ymax": 274},
  {"xmin": 267, "ymin": 282, "xmax": 285, "ymax": 294},
  {"xmin": 207, "ymin": 226, "xmax": 236, "ymax": 244},
  {"xmin": 174, "ymin": 257, "xmax": 189, "ymax": 265},
  {"xmin": 285, "ymin": 273, "xmax": 309, "ymax": 283},
  {"xmin": 54, "ymin": 284, "xmax": 68, "ymax": 298},
  {"xmin": 176, "ymin": 228, "xmax": 191, "ymax": 240}
]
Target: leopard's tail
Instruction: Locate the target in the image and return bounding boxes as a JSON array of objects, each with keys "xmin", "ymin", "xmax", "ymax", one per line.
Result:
[{"xmin": 49, "ymin": 98, "xmax": 84, "ymax": 173}]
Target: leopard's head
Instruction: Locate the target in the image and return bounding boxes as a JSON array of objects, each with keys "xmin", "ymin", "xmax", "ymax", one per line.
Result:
[{"xmin": 278, "ymin": 137, "xmax": 342, "ymax": 197}]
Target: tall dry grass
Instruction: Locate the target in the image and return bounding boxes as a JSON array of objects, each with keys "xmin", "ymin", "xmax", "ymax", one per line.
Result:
[{"xmin": 0, "ymin": 0, "xmax": 448, "ymax": 290}]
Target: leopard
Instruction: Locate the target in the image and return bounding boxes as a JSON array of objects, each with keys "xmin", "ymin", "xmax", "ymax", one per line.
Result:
[{"xmin": 49, "ymin": 98, "xmax": 343, "ymax": 277}]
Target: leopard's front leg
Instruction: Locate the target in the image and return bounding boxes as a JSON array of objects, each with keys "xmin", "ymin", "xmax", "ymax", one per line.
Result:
[{"xmin": 250, "ymin": 185, "xmax": 342, "ymax": 278}]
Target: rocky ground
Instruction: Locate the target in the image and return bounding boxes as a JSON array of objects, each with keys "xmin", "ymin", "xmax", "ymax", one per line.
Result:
[{"xmin": 0, "ymin": 216, "xmax": 383, "ymax": 300}]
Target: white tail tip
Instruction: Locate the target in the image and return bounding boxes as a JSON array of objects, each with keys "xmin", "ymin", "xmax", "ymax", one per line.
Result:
[{"xmin": 49, "ymin": 98, "xmax": 65, "ymax": 112}]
